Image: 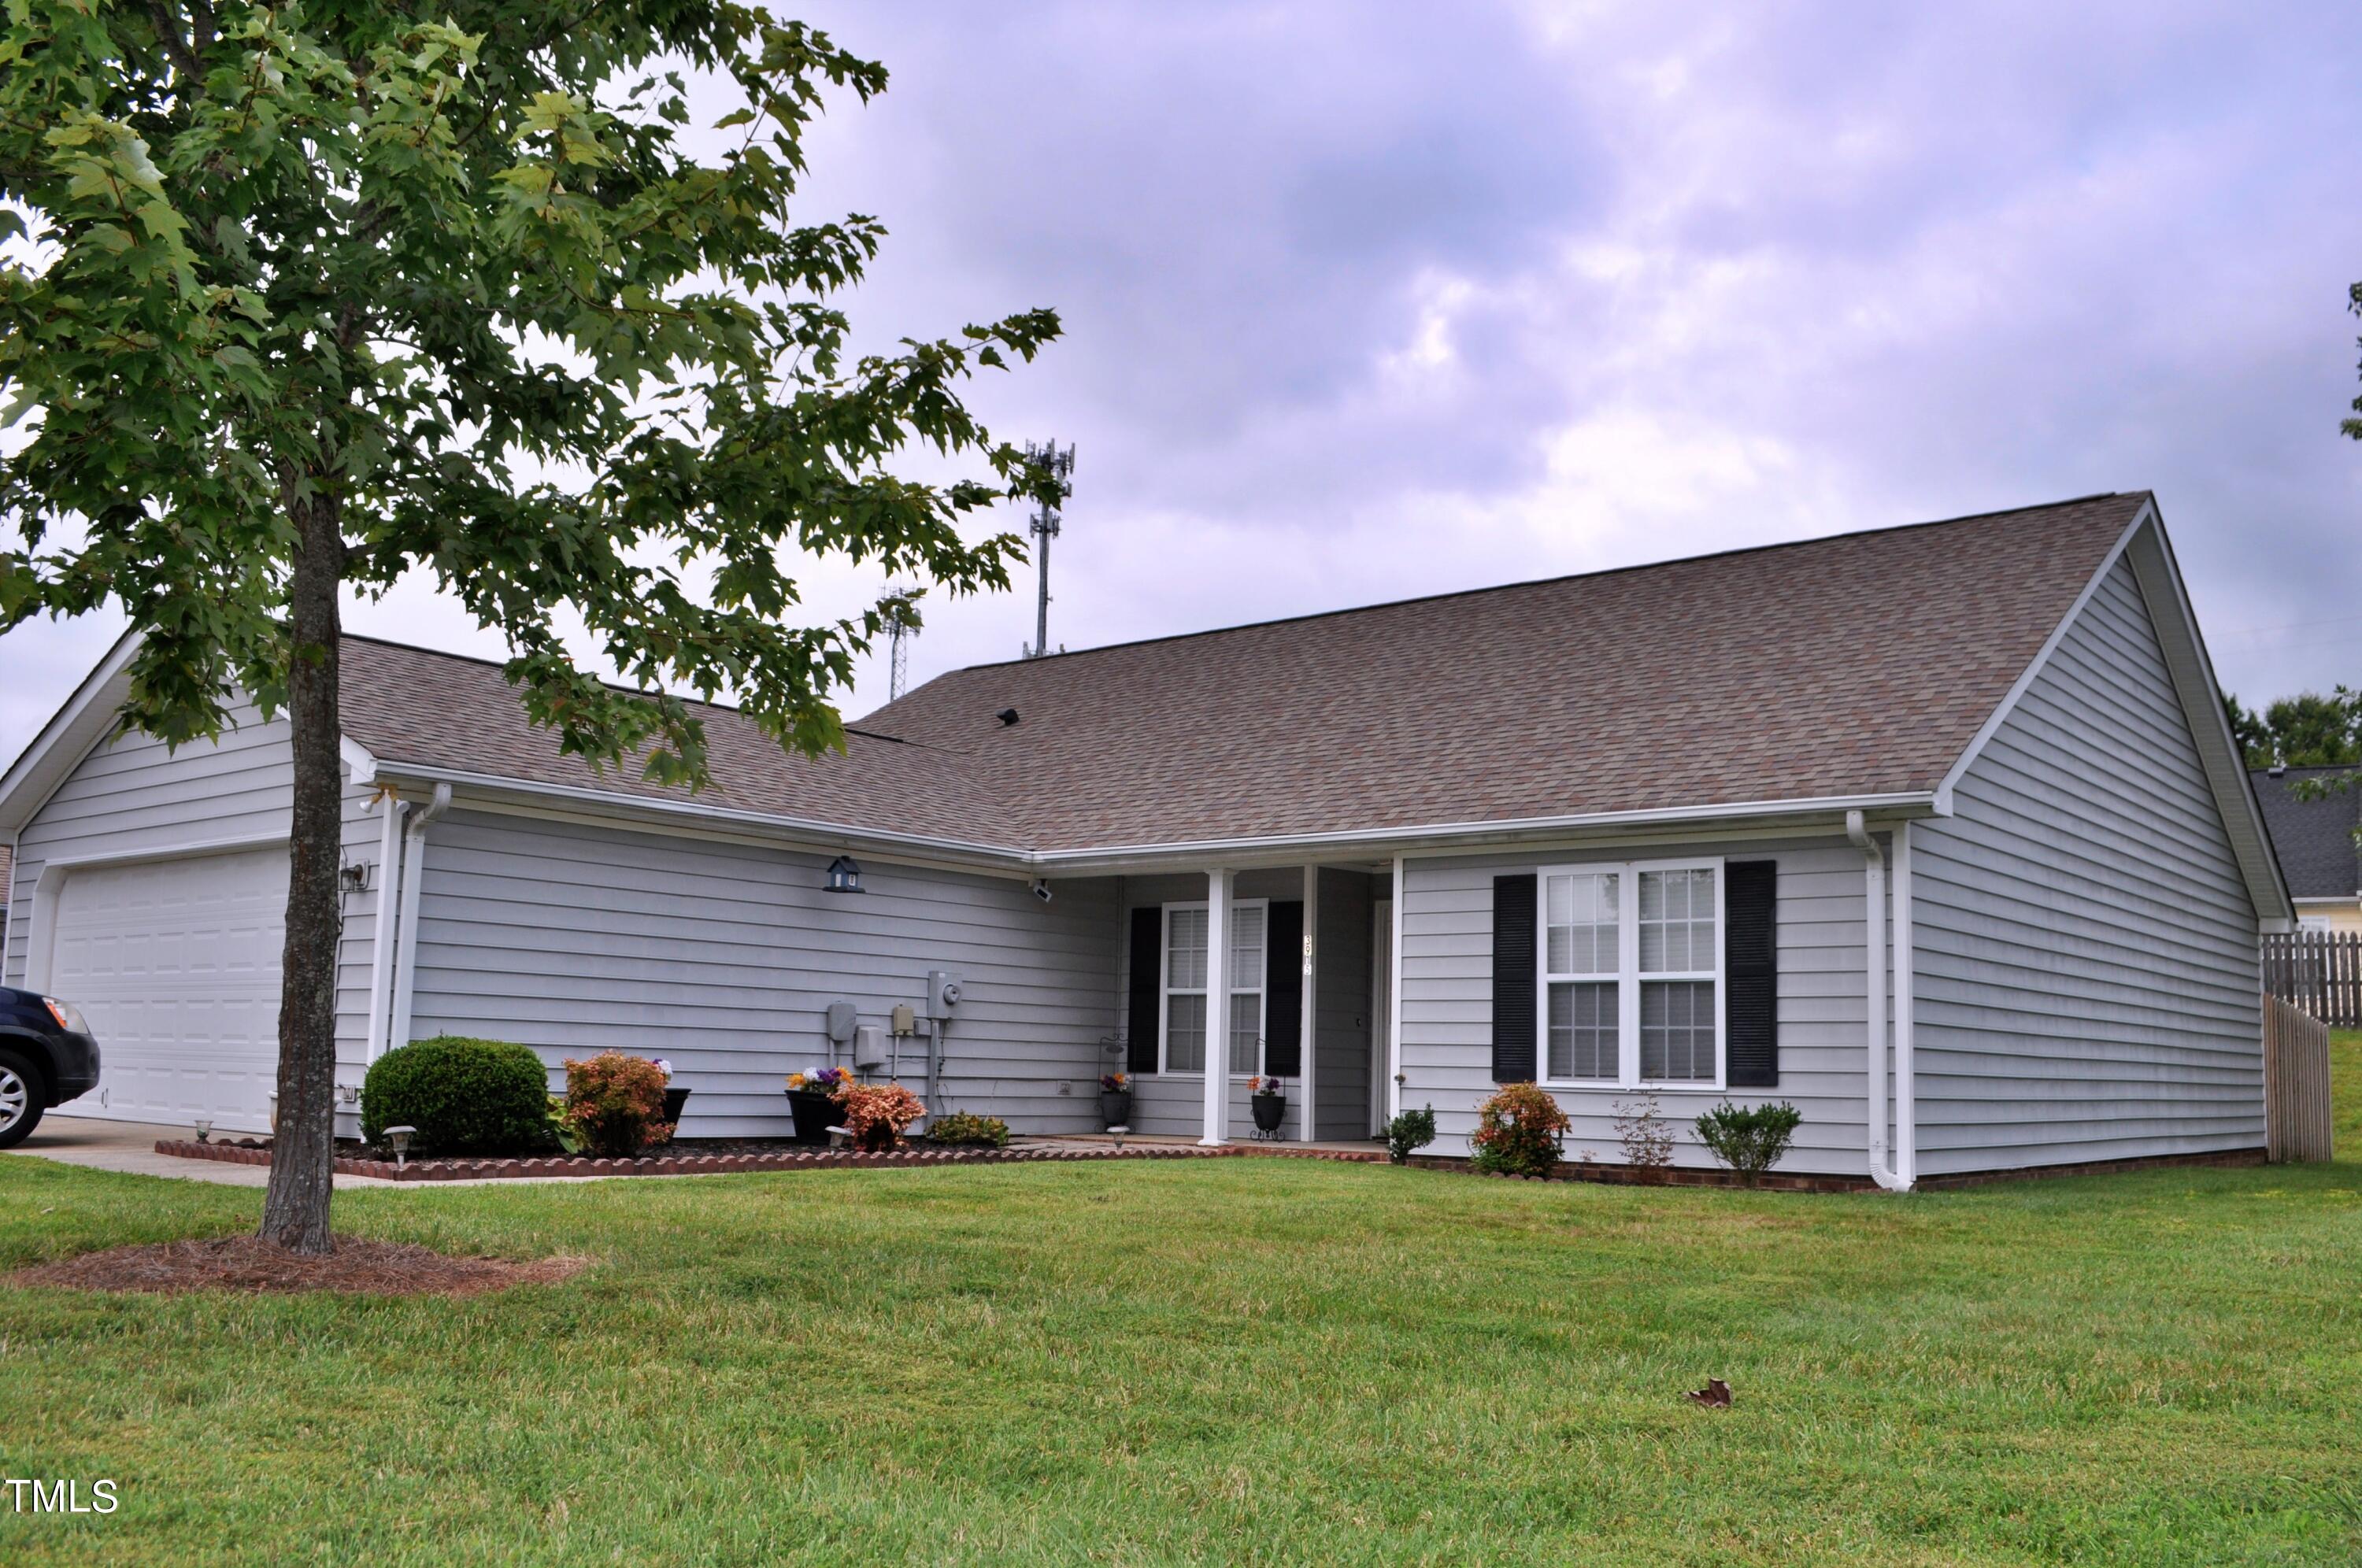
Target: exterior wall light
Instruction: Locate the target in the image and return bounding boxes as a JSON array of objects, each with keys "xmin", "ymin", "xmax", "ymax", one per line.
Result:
[{"xmin": 825, "ymin": 855, "xmax": 864, "ymax": 894}]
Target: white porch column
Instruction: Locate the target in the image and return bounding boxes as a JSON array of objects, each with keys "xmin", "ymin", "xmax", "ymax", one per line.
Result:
[
  {"xmin": 1200, "ymin": 867, "xmax": 1231, "ymax": 1146},
  {"xmin": 1387, "ymin": 855, "xmax": 1406, "ymax": 1125},
  {"xmin": 1298, "ymin": 864, "xmax": 1319, "ymax": 1142}
]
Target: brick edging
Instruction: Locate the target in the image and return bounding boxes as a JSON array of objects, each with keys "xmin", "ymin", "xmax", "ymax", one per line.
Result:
[
  {"xmin": 151, "ymin": 1139, "xmax": 1253, "ymax": 1182},
  {"xmin": 1394, "ymin": 1145, "xmax": 2274, "ymax": 1193},
  {"xmin": 150, "ymin": 1137, "xmax": 2268, "ymax": 1189}
]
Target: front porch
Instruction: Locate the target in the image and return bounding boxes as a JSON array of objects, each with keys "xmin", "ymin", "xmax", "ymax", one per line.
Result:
[{"xmin": 1106, "ymin": 864, "xmax": 1398, "ymax": 1148}]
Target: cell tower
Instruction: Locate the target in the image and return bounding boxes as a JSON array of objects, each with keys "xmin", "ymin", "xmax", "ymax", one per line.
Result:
[
  {"xmin": 1022, "ymin": 439, "xmax": 1075, "ymax": 659},
  {"xmin": 882, "ymin": 585, "xmax": 920, "ymax": 702}
]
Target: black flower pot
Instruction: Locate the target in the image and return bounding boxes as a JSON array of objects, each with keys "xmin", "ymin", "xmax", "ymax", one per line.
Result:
[
  {"xmin": 786, "ymin": 1089, "xmax": 839, "ymax": 1145},
  {"xmin": 1098, "ymin": 1089, "xmax": 1132, "ymax": 1128},
  {"xmin": 1251, "ymin": 1093, "xmax": 1286, "ymax": 1134},
  {"xmin": 663, "ymin": 1087, "xmax": 690, "ymax": 1127}
]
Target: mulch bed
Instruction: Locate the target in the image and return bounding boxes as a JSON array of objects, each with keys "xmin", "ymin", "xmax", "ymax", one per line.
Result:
[
  {"xmin": 9, "ymin": 1236, "xmax": 591, "ymax": 1296},
  {"xmin": 154, "ymin": 1136, "xmax": 1257, "ymax": 1182}
]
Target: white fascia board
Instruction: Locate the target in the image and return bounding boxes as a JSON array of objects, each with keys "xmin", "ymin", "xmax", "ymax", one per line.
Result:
[
  {"xmin": 1030, "ymin": 792, "xmax": 1942, "ymax": 875},
  {"xmin": 365, "ymin": 761, "xmax": 1036, "ymax": 872},
  {"xmin": 0, "ymin": 629, "xmax": 142, "ymax": 835},
  {"xmin": 2120, "ymin": 513, "xmax": 2297, "ymax": 925},
  {"xmin": 1931, "ymin": 502, "xmax": 2151, "ymax": 816},
  {"xmin": 339, "ymin": 735, "xmax": 378, "ymax": 784},
  {"xmin": 367, "ymin": 759, "xmax": 1939, "ymax": 881}
]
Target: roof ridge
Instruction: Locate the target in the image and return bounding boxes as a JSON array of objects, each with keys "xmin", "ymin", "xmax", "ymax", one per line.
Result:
[{"xmin": 915, "ymin": 491, "xmax": 2135, "ymax": 682}]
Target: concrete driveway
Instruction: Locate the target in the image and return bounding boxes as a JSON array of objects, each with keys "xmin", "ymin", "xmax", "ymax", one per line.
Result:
[{"xmin": 12, "ymin": 1115, "xmax": 398, "ymax": 1188}]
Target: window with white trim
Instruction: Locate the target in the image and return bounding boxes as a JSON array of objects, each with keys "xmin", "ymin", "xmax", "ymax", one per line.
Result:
[
  {"xmin": 1161, "ymin": 900, "xmax": 1268, "ymax": 1075},
  {"xmin": 1539, "ymin": 860, "xmax": 1723, "ymax": 1087}
]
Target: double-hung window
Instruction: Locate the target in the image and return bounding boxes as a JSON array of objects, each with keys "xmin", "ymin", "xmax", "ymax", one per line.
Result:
[
  {"xmin": 1161, "ymin": 900, "xmax": 1268, "ymax": 1075},
  {"xmin": 1539, "ymin": 860, "xmax": 1723, "ymax": 1088}
]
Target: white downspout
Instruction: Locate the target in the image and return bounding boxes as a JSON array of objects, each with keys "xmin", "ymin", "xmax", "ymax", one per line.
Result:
[
  {"xmin": 1848, "ymin": 810, "xmax": 1908, "ymax": 1192},
  {"xmin": 1890, "ymin": 821, "xmax": 1916, "ymax": 1189},
  {"xmin": 386, "ymin": 782, "xmax": 452, "ymax": 1052},
  {"xmin": 361, "ymin": 788, "xmax": 407, "ymax": 1061}
]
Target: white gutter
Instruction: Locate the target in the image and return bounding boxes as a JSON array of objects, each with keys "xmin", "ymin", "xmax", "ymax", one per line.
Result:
[
  {"xmin": 369, "ymin": 758, "xmax": 1937, "ymax": 876},
  {"xmin": 385, "ymin": 782, "xmax": 452, "ymax": 1053},
  {"xmin": 1847, "ymin": 810, "xmax": 1911, "ymax": 1192}
]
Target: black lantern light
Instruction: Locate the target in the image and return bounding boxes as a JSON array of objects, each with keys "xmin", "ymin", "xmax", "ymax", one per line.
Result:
[{"xmin": 825, "ymin": 855, "xmax": 864, "ymax": 893}]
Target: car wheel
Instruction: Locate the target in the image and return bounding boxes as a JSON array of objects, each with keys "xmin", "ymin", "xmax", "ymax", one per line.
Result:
[{"xmin": 0, "ymin": 1050, "xmax": 46, "ymax": 1148}]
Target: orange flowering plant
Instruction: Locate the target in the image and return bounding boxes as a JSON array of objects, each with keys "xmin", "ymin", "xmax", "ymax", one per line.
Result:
[
  {"xmin": 835, "ymin": 1082, "xmax": 927, "ymax": 1151},
  {"xmin": 561, "ymin": 1051, "xmax": 674, "ymax": 1157},
  {"xmin": 1469, "ymin": 1082, "xmax": 1570, "ymax": 1178}
]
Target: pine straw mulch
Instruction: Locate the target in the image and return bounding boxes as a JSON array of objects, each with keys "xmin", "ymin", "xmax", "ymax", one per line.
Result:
[{"xmin": 8, "ymin": 1235, "xmax": 593, "ymax": 1297}]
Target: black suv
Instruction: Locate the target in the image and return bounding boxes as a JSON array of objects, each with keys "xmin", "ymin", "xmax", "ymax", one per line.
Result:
[{"xmin": 0, "ymin": 986, "xmax": 102, "ymax": 1148}]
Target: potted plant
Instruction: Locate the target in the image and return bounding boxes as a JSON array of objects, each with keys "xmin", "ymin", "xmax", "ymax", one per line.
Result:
[
  {"xmin": 1248, "ymin": 1074, "xmax": 1287, "ymax": 1136},
  {"xmin": 1098, "ymin": 1071, "xmax": 1132, "ymax": 1129},
  {"xmin": 653, "ymin": 1056, "xmax": 690, "ymax": 1130},
  {"xmin": 784, "ymin": 1065, "xmax": 853, "ymax": 1145}
]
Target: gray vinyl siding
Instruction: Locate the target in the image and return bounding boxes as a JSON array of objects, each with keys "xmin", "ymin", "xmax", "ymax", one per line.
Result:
[
  {"xmin": 5, "ymin": 704, "xmax": 293, "ymax": 990},
  {"xmin": 1313, "ymin": 868, "xmax": 1378, "ymax": 1140},
  {"xmin": 1910, "ymin": 559, "xmax": 2264, "ymax": 1174},
  {"xmin": 1119, "ymin": 868, "xmax": 1314, "ymax": 1141},
  {"xmin": 1396, "ymin": 837, "xmax": 1883, "ymax": 1175},
  {"xmin": 401, "ymin": 808, "xmax": 1123, "ymax": 1137}
]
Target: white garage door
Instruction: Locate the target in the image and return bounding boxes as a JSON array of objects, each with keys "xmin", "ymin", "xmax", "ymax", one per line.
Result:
[{"xmin": 50, "ymin": 847, "xmax": 287, "ymax": 1133}]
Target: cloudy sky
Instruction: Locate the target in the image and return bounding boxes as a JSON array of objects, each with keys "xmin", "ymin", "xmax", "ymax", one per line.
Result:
[{"xmin": 4, "ymin": 0, "xmax": 2359, "ymax": 764}]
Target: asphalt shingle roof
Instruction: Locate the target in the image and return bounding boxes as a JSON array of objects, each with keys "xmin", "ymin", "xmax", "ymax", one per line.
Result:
[
  {"xmin": 2249, "ymin": 766, "xmax": 2362, "ymax": 899},
  {"xmin": 338, "ymin": 491, "xmax": 2149, "ymax": 854}
]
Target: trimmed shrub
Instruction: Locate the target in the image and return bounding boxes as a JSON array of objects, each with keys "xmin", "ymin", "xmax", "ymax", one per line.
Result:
[
  {"xmin": 1694, "ymin": 1101, "xmax": 1803, "ymax": 1186},
  {"xmin": 361, "ymin": 1036, "xmax": 556, "ymax": 1155},
  {"xmin": 1468, "ymin": 1082, "xmax": 1570, "ymax": 1179},
  {"xmin": 1386, "ymin": 1104, "xmax": 1437, "ymax": 1165},
  {"xmin": 561, "ymin": 1051, "xmax": 674, "ymax": 1157},
  {"xmin": 930, "ymin": 1111, "xmax": 1010, "ymax": 1148}
]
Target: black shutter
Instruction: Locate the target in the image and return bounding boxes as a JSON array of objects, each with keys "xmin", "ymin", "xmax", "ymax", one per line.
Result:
[
  {"xmin": 1725, "ymin": 860, "xmax": 1779, "ymax": 1088},
  {"xmin": 1264, "ymin": 900, "xmax": 1304, "ymax": 1078},
  {"xmin": 1127, "ymin": 908, "xmax": 1161, "ymax": 1075},
  {"xmin": 1491, "ymin": 874, "xmax": 1538, "ymax": 1082}
]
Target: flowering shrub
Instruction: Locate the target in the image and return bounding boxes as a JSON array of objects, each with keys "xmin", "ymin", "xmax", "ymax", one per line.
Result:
[
  {"xmin": 836, "ymin": 1082, "xmax": 927, "ymax": 1151},
  {"xmin": 561, "ymin": 1051, "xmax": 674, "ymax": 1157},
  {"xmin": 1469, "ymin": 1082, "xmax": 1570, "ymax": 1178},
  {"xmin": 930, "ymin": 1111, "xmax": 1010, "ymax": 1148},
  {"xmin": 1098, "ymin": 1072, "xmax": 1128, "ymax": 1093},
  {"xmin": 787, "ymin": 1065, "xmax": 854, "ymax": 1096}
]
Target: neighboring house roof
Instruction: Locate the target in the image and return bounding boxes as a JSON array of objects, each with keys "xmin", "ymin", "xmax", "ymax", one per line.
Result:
[{"xmin": 2249, "ymin": 766, "xmax": 2362, "ymax": 900}]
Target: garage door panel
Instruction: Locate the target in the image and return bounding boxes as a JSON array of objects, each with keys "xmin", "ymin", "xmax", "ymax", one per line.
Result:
[{"xmin": 50, "ymin": 847, "xmax": 287, "ymax": 1133}]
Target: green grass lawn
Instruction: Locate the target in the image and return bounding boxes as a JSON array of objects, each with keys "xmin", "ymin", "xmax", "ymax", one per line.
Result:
[{"xmin": 4, "ymin": 1062, "xmax": 2361, "ymax": 1567}]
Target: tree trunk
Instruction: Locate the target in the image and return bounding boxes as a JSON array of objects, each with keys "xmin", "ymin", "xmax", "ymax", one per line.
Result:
[{"xmin": 258, "ymin": 494, "xmax": 345, "ymax": 1255}]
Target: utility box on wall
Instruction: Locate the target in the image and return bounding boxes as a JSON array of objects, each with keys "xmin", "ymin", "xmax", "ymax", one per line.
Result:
[{"xmin": 924, "ymin": 970, "xmax": 962, "ymax": 1021}]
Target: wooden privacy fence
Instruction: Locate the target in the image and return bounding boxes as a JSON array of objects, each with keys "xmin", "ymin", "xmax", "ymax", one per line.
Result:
[
  {"xmin": 2262, "ymin": 931, "xmax": 2362, "ymax": 1028},
  {"xmin": 2262, "ymin": 993, "xmax": 2333, "ymax": 1164}
]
